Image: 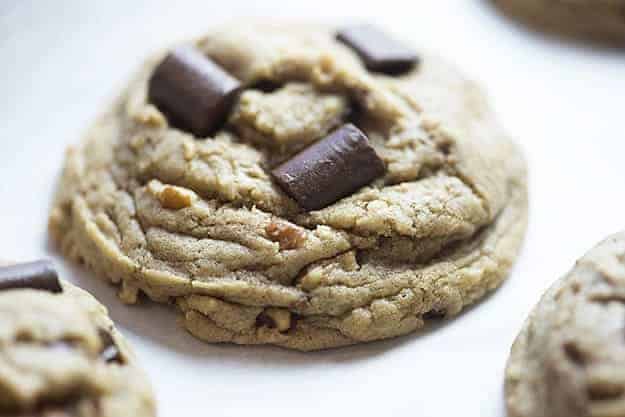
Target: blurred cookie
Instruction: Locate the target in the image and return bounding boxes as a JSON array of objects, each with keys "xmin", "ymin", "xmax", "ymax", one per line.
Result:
[
  {"xmin": 506, "ymin": 232, "xmax": 625, "ymax": 417},
  {"xmin": 493, "ymin": 0, "xmax": 625, "ymax": 43},
  {"xmin": 0, "ymin": 260, "xmax": 155, "ymax": 417}
]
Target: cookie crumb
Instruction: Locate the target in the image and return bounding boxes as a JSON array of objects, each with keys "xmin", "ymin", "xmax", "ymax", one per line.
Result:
[
  {"xmin": 158, "ymin": 186, "xmax": 193, "ymax": 210},
  {"xmin": 266, "ymin": 221, "xmax": 307, "ymax": 250}
]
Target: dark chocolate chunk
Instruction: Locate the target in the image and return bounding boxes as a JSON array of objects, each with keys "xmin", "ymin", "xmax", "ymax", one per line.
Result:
[
  {"xmin": 336, "ymin": 25, "xmax": 419, "ymax": 75},
  {"xmin": 0, "ymin": 260, "xmax": 62, "ymax": 293},
  {"xmin": 148, "ymin": 46, "xmax": 241, "ymax": 137},
  {"xmin": 98, "ymin": 329, "xmax": 124, "ymax": 364},
  {"xmin": 271, "ymin": 123, "xmax": 385, "ymax": 211}
]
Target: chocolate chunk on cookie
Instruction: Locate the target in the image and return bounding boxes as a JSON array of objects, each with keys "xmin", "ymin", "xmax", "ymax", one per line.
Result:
[
  {"xmin": 0, "ymin": 260, "xmax": 62, "ymax": 293},
  {"xmin": 271, "ymin": 123, "xmax": 385, "ymax": 211},
  {"xmin": 148, "ymin": 46, "xmax": 240, "ymax": 137},
  {"xmin": 337, "ymin": 25, "xmax": 419, "ymax": 74}
]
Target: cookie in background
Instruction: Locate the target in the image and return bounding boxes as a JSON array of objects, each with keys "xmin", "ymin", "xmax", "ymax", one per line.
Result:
[
  {"xmin": 0, "ymin": 260, "xmax": 155, "ymax": 417},
  {"xmin": 506, "ymin": 232, "xmax": 625, "ymax": 417},
  {"xmin": 492, "ymin": 0, "xmax": 625, "ymax": 44}
]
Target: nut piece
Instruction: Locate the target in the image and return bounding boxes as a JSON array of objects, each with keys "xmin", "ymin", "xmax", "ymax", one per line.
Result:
[
  {"xmin": 258, "ymin": 308, "xmax": 292, "ymax": 333},
  {"xmin": 265, "ymin": 221, "xmax": 307, "ymax": 250},
  {"xmin": 158, "ymin": 186, "xmax": 193, "ymax": 210}
]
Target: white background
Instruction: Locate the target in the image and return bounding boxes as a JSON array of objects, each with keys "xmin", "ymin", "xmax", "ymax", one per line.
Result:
[{"xmin": 1, "ymin": 1, "xmax": 624, "ymax": 416}]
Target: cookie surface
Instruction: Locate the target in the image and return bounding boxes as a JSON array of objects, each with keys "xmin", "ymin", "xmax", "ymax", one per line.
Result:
[
  {"xmin": 0, "ymin": 276, "xmax": 155, "ymax": 416},
  {"xmin": 49, "ymin": 22, "xmax": 528, "ymax": 351},
  {"xmin": 493, "ymin": 0, "xmax": 625, "ymax": 43},
  {"xmin": 506, "ymin": 232, "xmax": 625, "ymax": 417}
]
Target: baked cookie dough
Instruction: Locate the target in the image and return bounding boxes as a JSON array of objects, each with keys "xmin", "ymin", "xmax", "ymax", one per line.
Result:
[
  {"xmin": 506, "ymin": 232, "xmax": 625, "ymax": 417},
  {"xmin": 493, "ymin": 0, "xmax": 625, "ymax": 43},
  {"xmin": 0, "ymin": 261, "xmax": 155, "ymax": 416},
  {"xmin": 49, "ymin": 22, "xmax": 528, "ymax": 351}
]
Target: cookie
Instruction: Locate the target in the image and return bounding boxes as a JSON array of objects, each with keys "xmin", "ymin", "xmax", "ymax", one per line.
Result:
[
  {"xmin": 493, "ymin": 0, "xmax": 625, "ymax": 43},
  {"xmin": 505, "ymin": 233, "xmax": 625, "ymax": 417},
  {"xmin": 0, "ymin": 261, "xmax": 155, "ymax": 416},
  {"xmin": 49, "ymin": 22, "xmax": 528, "ymax": 351}
]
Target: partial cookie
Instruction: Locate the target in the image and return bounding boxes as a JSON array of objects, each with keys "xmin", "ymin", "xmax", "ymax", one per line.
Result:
[
  {"xmin": 493, "ymin": 0, "xmax": 625, "ymax": 43},
  {"xmin": 0, "ymin": 261, "xmax": 155, "ymax": 417},
  {"xmin": 50, "ymin": 22, "xmax": 528, "ymax": 351},
  {"xmin": 506, "ymin": 232, "xmax": 625, "ymax": 417}
]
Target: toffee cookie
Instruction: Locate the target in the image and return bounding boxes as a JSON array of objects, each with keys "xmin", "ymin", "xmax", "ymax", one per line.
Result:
[
  {"xmin": 0, "ymin": 261, "xmax": 155, "ymax": 416},
  {"xmin": 506, "ymin": 232, "xmax": 625, "ymax": 417},
  {"xmin": 50, "ymin": 22, "xmax": 528, "ymax": 351},
  {"xmin": 493, "ymin": 0, "xmax": 625, "ymax": 43}
]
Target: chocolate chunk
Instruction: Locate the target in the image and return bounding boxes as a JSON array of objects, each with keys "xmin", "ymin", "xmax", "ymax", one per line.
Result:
[
  {"xmin": 98, "ymin": 329, "xmax": 124, "ymax": 364},
  {"xmin": 0, "ymin": 260, "xmax": 62, "ymax": 293},
  {"xmin": 272, "ymin": 123, "xmax": 385, "ymax": 211},
  {"xmin": 336, "ymin": 25, "xmax": 419, "ymax": 75},
  {"xmin": 148, "ymin": 46, "xmax": 241, "ymax": 137}
]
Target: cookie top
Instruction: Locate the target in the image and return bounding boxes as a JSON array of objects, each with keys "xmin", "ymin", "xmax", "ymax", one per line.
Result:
[
  {"xmin": 506, "ymin": 232, "xmax": 625, "ymax": 417},
  {"xmin": 0, "ymin": 262, "xmax": 155, "ymax": 417},
  {"xmin": 50, "ymin": 22, "xmax": 527, "ymax": 350},
  {"xmin": 493, "ymin": 0, "xmax": 625, "ymax": 43}
]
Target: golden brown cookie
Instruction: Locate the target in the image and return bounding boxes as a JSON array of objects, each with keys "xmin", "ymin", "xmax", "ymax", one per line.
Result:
[{"xmin": 50, "ymin": 22, "xmax": 527, "ymax": 351}]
